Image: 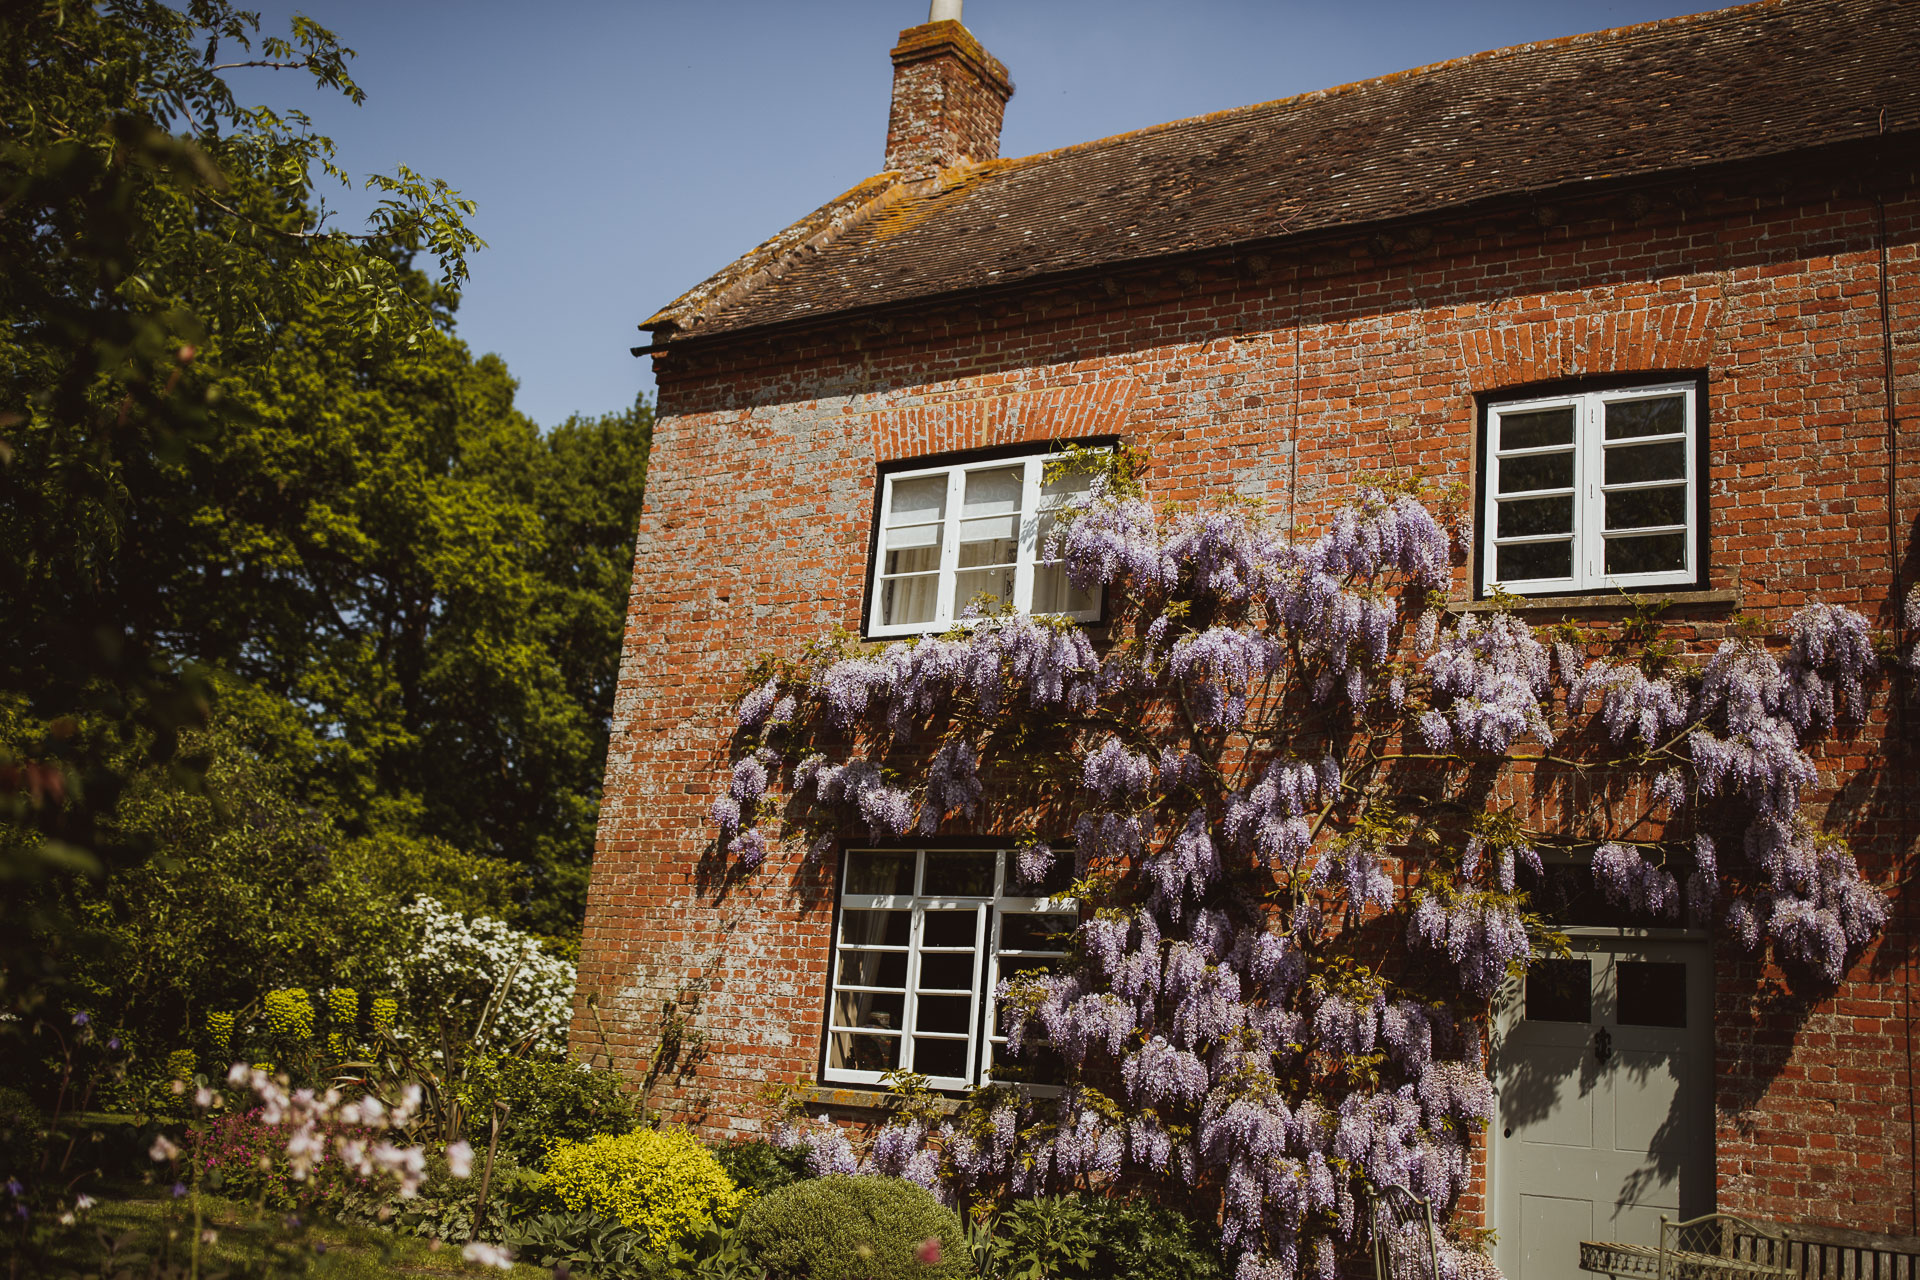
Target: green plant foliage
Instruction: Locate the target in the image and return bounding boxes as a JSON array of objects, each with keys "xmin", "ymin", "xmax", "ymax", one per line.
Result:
[
  {"xmin": 507, "ymin": 1209, "xmax": 651, "ymax": 1275},
  {"xmin": 738, "ymin": 1175, "xmax": 974, "ymax": 1280},
  {"xmin": 987, "ymin": 1196, "xmax": 1228, "ymax": 1280},
  {"xmin": 634, "ymin": 1223, "xmax": 764, "ymax": 1280},
  {"xmin": 545, "ymin": 1128, "xmax": 746, "ymax": 1251},
  {"xmin": 1, "ymin": 0, "xmax": 649, "ymax": 1079},
  {"xmin": 32, "ymin": 713, "xmax": 529, "ymax": 1079},
  {"xmin": 711, "ymin": 1138, "xmax": 811, "ymax": 1198},
  {"xmin": 457, "ymin": 1054, "xmax": 639, "ymax": 1168},
  {"xmin": 0, "ymin": 1086, "xmax": 46, "ymax": 1179}
]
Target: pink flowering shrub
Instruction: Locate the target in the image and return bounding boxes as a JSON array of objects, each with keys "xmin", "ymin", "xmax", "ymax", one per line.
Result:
[
  {"xmin": 712, "ymin": 461, "xmax": 1888, "ymax": 1280},
  {"xmin": 196, "ymin": 1107, "xmax": 374, "ymax": 1212}
]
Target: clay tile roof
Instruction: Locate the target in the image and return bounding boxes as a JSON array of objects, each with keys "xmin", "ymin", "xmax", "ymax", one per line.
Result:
[{"xmin": 645, "ymin": 0, "xmax": 1920, "ymax": 342}]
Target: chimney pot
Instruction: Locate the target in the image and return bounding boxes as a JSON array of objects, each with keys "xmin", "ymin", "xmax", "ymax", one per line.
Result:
[{"xmin": 883, "ymin": 14, "xmax": 1013, "ymax": 176}]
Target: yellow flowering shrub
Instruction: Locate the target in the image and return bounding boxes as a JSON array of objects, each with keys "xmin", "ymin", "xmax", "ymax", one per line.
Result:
[
  {"xmin": 369, "ymin": 996, "xmax": 398, "ymax": 1037},
  {"xmin": 206, "ymin": 1010, "xmax": 235, "ymax": 1059},
  {"xmin": 165, "ymin": 1049, "xmax": 197, "ymax": 1081},
  {"xmin": 263, "ymin": 988, "xmax": 315, "ymax": 1040},
  {"xmin": 544, "ymin": 1127, "xmax": 744, "ymax": 1249},
  {"xmin": 327, "ymin": 987, "xmax": 358, "ymax": 1027}
]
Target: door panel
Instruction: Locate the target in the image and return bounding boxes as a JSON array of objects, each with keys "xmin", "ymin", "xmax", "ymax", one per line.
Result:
[
  {"xmin": 1491, "ymin": 937, "xmax": 1712, "ymax": 1279},
  {"xmin": 1521, "ymin": 1196, "xmax": 1594, "ymax": 1278}
]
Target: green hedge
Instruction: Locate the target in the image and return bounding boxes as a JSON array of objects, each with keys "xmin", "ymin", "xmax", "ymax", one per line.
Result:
[{"xmin": 739, "ymin": 1175, "xmax": 973, "ymax": 1280}]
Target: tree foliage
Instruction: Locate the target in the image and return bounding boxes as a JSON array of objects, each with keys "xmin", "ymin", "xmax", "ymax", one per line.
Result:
[{"xmin": 1, "ymin": 0, "xmax": 648, "ymax": 1061}]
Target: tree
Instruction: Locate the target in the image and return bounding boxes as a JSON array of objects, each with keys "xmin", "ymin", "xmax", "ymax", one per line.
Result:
[
  {"xmin": 718, "ymin": 455, "xmax": 1886, "ymax": 1278},
  {"xmin": 0, "ymin": 0, "xmax": 481, "ymax": 1013}
]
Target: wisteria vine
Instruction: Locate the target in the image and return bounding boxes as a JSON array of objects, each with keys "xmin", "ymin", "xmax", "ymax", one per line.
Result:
[{"xmin": 709, "ymin": 462, "xmax": 1889, "ymax": 1280}]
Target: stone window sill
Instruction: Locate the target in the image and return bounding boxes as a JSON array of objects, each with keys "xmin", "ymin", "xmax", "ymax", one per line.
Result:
[
  {"xmin": 797, "ymin": 1085, "xmax": 961, "ymax": 1117},
  {"xmin": 1449, "ymin": 588, "xmax": 1740, "ymax": 614}
]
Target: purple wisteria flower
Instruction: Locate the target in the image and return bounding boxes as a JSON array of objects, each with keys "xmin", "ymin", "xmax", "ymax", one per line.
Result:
[
  {"xmin": 1424, "ymin": 613, "xmax": 1553, "ymax": 752},
  {"xmin": 1083, "ymin": 736, "xmax": 1153, "ymax": 802},
  {"xmin": 1590, "ymin": 843, "xmax": 1680, "ymax": 920}
]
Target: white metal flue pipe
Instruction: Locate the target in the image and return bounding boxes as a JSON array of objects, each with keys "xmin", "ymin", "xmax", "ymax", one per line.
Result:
[{"xmin": 929, "ymin": 0, "xmax": 962, "ymax": 22}]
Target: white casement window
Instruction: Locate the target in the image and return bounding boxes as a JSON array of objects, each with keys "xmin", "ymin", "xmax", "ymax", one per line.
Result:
[
  {"xmin": 824, "ymin": 847, "xmax": 1075, "ymax": 1092},
  {"xmin": 868, "ymin": 453, "xmax": 1102, "ymax": 636},
  {"xmin": 1481, "ymin": 382, "xmax": 1701, "ymax": 596}
]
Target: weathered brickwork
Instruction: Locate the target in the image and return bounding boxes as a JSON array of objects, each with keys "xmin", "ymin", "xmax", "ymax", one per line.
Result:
[
  {"xmin": 578, "ymin": 144, "xmax": 1920, "ymax": 1235},
  {"xmin": 882, "ymin": 20, "xmax": 1012, "ymax": 176}
]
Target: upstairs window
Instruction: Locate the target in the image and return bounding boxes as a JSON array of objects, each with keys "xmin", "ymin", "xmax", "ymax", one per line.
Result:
[
  {"xmin": 868, "ymin": 451, "xmax": 1101, "ymax": 636},
  {"xmin": 1479, "ymin": 381, "xmax": 1702, "ymax": 597},
  {"xmin": 824, "ymin": 847, "xmax": 1075, "ymax": 1092}
]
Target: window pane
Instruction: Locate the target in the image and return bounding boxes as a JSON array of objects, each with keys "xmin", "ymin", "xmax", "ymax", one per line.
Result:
[
  {"xmin": 913, "ymin": 1037, "xmax": 968, "ymax": 1079},
  {"xmin": 884, "ymin": 523, "xmax": 941, "ymax": 551},
  {"xmin": 914, "ymin": 995, "xmax": 973, "ymax": 1034},
  {"xmin": 1525, "ymin": 959, "xmax": 1592, "ymax": 1023},
  {"xmin": 1001, "ymin": 913, "xmax": 1076, "ymax": 952},
  {"xmin": 1604, "ymin": 441, "xmax": 1686, "ymax": 485},
  {"xmin": 888, "ymin": 475, "xmax": 947, "ymax": 525},
  {"xmin": 988, "ymin": 1041, "xmax": 1066, "ymax": 1086},
  {"xmin": 917, "ymin": 951, "xmax": 976, "ymax": 991},
  {"xmin": 1496, "ymin": 540, "xmax": 1573, "ymax": 582},
  {"xmin": 841, "ymin": 910, "xmax": 911, "ymax": 948},
  {"xmin": 960, "ymin": 467, "xmax": 1023, "ymax": 543},
  {"xmin": 925, "ymin": 852, "xmax": 995, "ymax": 897},
  {"xmin": 845, "ymin": 851, "xmax": 915, "ymax": 896},
  {"xmin": 1496, "ymin": 495, "xmax": 1574, "ymax": 538},
  {"xmin": 880, "ymin": 575, "xmax": 939, "ymax": 627},
  {"xmin": 1618, "ymin": 962, "xmax": 1688, "ymax": 1027},
  {"xmin": 957, "ymin": 538, "xmax": 1018, "ymax": 569},
  {"xmin": 1007, "ymin": 848, "xmax": 1076, "ymax": 897},
  {"xmin": 1040, "ymin": 468, "xmax": 1095, "ymax": 506},
  {"xmin": 1604, "ymin": 395, "xmax": 1685, "ymax": 440},
  {"xmin": 997, "ymin": 956, "xmax": 1065, "ymax": 990},
  {"xmin": 1032, "ymin": 562, "xmax": 1097, "ymax": 615},
  {"xmin": 923, "ymin": 909, "xmax": 979, "ymax": 948},
  {"xmin": 837, "ymin": 950, "xmax": 908, "ymax": 989},
  {"xmin": 1604, "ymin": 485, "xmax": 1687, "ymax": 531},
  {"xmin": 1498, "ymin": 451, "xmax": 1574, "ymax": 494},
  {"xmin": 953, "ymin": 566, "xmax": 1016, "ymax": 615},
  {"xmin": 829, "ymin": 1031, "xmax": 900, "ymax": 1072},
  {"xmin": 1499, "ymin": 406, "xmax": 1576, "ymax": 452},
  {"xmin": 1604, "ymin": 533, "xmax": 1686, "ymax": 576},
  {"xmin": 833, "ymin": 989, "xmax": 905, "ymax": 1030},
  {"xmin": 883, "ymin": 545, "xmax": 939, "ymax": 574}
]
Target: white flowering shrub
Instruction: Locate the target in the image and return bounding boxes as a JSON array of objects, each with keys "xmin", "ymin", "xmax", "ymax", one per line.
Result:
[{"xmin": 386, "ymin": 897, "xmax": 575, "ymax": 1055}]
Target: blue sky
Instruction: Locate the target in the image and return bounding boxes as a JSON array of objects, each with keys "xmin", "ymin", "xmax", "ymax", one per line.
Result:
[{"xmin": 233, "ymin": 0, "xmax": 1723, "ymax": 429}]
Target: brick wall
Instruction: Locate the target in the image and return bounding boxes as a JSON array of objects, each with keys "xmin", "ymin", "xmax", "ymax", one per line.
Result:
[{"xmin": 577, "ymin": 152, "xmax": 1920, "ymax": 1229}]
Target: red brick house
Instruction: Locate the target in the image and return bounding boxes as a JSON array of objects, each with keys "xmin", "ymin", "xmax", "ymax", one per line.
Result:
[{"xmin": 577, "ymin": 1, "xmax": 1919, "ymax": 1272}]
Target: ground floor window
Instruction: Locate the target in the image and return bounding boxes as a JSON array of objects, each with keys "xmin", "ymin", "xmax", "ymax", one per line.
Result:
[{"xmin": 823, "ymin": 846, "xmax": 1075, "ymax": 1091}]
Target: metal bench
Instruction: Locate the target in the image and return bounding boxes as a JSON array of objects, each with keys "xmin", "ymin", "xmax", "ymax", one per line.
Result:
[
  {"xmin": 1580, "ymin": 1213, "xmax": 1790, "ymax": 1280},
  {"xmin": 1371, "ymin": 1184, "xmax": 1441, "ymax": 1280}
]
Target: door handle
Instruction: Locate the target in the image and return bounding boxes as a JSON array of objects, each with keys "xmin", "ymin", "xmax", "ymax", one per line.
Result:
[{"xmin": 1593, "ymin": 1027, "xmax": 1613, "ymax": 1065}]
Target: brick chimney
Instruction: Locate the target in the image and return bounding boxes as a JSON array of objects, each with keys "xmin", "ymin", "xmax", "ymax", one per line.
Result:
[{"xmin": 883, "ymin": 4, "xmax": 1014, "ymax": 176}]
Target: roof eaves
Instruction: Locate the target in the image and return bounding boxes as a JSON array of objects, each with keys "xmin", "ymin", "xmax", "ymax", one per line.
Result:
[{"xmin": 641, "ymin": 172, "xmax": 908, "ymax": 335}]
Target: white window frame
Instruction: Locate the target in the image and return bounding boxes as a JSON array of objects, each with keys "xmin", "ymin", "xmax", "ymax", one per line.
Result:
[
  {"xmin": 823, "ymin": 847, "xmax": 1075, "ymax": 1093},
  {"xmin": 1480, "ymin": 381, "xmax": 1700, "ymax": 597},
  {"xmin": 867, "ymin": 452, "xmax": 1103, "ymax": 637}
]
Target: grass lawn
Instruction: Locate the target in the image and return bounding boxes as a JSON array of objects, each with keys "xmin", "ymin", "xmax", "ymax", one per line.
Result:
[{"xmin": 35, "ymin": 1187, "xmax": 549, "ymax": 1278}]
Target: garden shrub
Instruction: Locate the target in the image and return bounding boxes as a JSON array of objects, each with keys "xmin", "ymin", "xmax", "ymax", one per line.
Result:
[
  {"xmin": 545, "ymin": 1127, "xmax": 745, "ymax": 1250},
  {"xmin": 992, "ymin": 1195, "xmax": 1227, "ymax": 1280},
  {"xmin": 738, "ymin": 1175, "xmax": 972, "ymax": 1280},
  {"xmin": 457, "ymin": 1053, "xmax": 638, "ymax": 1167},
  {"xmin": 196, "ymin": 1108, "xmax": 370, "ymax": 1212},
  {"xmin": 0, "ymin": 1087, "xmax": 45, "ymax": 1178},
  {"xmin": 712, "ymin": 1137, "xmax": 810, "ymax": 1197}
]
